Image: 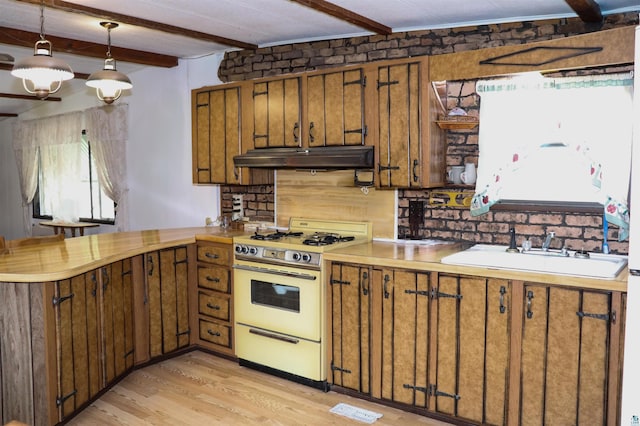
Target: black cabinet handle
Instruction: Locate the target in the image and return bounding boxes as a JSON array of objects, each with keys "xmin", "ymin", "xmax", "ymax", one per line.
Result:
[
  {"xmin": 293, "ymin": 122, "xmax": 300, "ymax": 142},
  {"xmin": 383, "ymin": 274, "xmax": 390, "ymax": 299},
  {"xmin": 206, "ymin": 275, "xmax": 220, "ymax": 283},
  {"xmin": 499, "ymin": 286, "xmax": 507, "ymax": 314},
  {"xmin": 207, "ymin": 329, "xmax": 221, "ymax": 337},
  {"xmin": 205, "ymin": 252, "xmax": 219, "ymax": 259},
  {"xmin": 361, "ymin": 271, "xmax": 369, "ymax": 296},
  {"xmin": 206, "ymin": 303, "xmax": 221, "ymax": 311},
  {"xmin": 526, "ymin": 290, "xmax": 534, "ymax": 319},
  {"xmin": 412, "ymin": 159, "xmax": 419, "ymax": 182},
  {"xmin": 309, "ymin": 122, "xmax": 315, "ymax": 143}
]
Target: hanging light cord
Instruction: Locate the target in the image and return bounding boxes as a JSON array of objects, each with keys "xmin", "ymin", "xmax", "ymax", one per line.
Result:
[
  {"xmin": 39, "ymin": 0, "xmax": 46, "ymax": 41},
  {"xmin": 106, "ymin": 26, "xmax": 113, "ymax": 59}
]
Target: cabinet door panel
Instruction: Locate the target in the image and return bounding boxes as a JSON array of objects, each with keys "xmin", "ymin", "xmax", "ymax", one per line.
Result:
[
  {"xmin": 377, "ymin": 62, "xmax": 422, "ymax": 187},
  {"xmin": 101, "ymin": 259, "xmax": 135, "ymax": 385},
  {"xmin": 307, "ymin": 69, "xmax": 365, "ymax": 147},
  {"xmin": 435, "ymin": 275, "xmax": 509, "ymax": 425},
  {"xmin": 252, "ymin": 78, "xmax": 300, "ymax": 148},
  {"xmin": 55, "ymin": 272, "xmax": 100, "ymax": 420},
  {"xmin": 520, "ymin": 284, "xmax": 549, "ymax": 426},
  {"xmin": 577, "ymin": 291, "xmax": 610, "ymax": 424},
  {"xmin": 330, "ymin": 263, "xmax": 370, "ymax": 393},
  {"xmin": 379, "ymin": 269, "xmax": 430, "ymax": 407},
  {"xmin": 520, "ymin": 285, "xmax": 611, "ymax": 426},
  {"xmin": 194, "ymin": 92, "xmax": 211, "ymax": 183}
]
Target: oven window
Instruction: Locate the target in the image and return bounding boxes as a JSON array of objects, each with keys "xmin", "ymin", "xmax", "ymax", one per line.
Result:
[{"xmin": 250, "ymin": 280, "xmax": 300, "ymax": 312}]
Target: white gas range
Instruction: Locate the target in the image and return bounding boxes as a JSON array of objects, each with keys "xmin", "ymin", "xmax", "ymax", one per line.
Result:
[{"xmin": 233, "ymin": 218, "xmax": 372, "ymax": 389}]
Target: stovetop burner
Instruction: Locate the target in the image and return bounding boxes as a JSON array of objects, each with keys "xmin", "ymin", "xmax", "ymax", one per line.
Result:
[
  {"xmin": 302, "ymin": 233, "xmax": 355, "ymax": 246},
  {"xmin": 250, "ymin": 231, "xmax": 304, "ymax": 241}
]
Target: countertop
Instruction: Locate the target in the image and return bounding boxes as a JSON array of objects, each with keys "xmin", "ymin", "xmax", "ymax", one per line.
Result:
[
  {"xmin": 0, "ymin": 229, "xmax": 628, "ymax": 291},
  {"xmin": 0, "ymin": 227, "xmax": 249, "ymax": 283},
  {"xmin": 324, "ymin": 240, "xmax": 628, "ymax": 292}
]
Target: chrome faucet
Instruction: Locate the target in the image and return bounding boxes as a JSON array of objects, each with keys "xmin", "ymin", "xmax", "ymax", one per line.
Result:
[{"xmin": 541, "ymin": 231, "xmax": 555, "ymax": 251}]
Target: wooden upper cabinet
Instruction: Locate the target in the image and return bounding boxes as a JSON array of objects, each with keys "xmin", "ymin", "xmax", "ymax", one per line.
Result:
[
  {"xmin": 192, "ymin": 84, "xmax": 244, "ymax": 184},
  {"xmin": 306, "ymin": 67, "xmax": 366, "ymax": 147},
  {"xmin": 374, "ymin": 57, "xmax": 446, "ymax": 188},
  {"xmin": 250, "ymin": 77, "xmax": 302, "ymax": 148}
]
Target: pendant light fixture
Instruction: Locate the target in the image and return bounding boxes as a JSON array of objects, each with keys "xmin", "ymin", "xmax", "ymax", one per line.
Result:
[
  {"xmin": 11, "ymin": 0, "xmax": 74, "ymax": 100},
  {"xmin": 86, "ymin": 22, "xmax": 132, "ymax": 104}
]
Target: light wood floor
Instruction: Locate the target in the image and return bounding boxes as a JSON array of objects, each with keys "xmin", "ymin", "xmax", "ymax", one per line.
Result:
[{"xmin": 68, "ymin": 350, "xmax": 453, "ymax": 425}]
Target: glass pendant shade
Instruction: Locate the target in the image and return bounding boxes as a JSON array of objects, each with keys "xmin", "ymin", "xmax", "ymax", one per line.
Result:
[
  {"xmin": 86, "ymin": 57, "xmax": 132, "ymax": 104},
  {"xmin": 11, "ymin": 39, "xmax": 74, "ymax": 99}
]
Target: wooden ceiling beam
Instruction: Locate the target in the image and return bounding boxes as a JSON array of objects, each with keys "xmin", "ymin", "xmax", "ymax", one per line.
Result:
[
  {"xmin": 0, "ymin": 26, "xmax": 178, "ymax": 68},
  {"xmin": 565, "ymin": 0, "xmax": 603, "ymax": 23},
  {"xmin": 0, "ymin": 92, "xmax": 61, "ymax": 101},
  {"xmin": 15, "ymin": 0, "xmax": 257, "ymax": 50},
  {"xmin": 290, "ymin": 0, "xmax": 392, "ymax": 35}
]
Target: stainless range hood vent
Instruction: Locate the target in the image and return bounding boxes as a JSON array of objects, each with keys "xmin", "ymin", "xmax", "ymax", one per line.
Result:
[{"xmin": 233, "ymin": 146, "xmax": 374, "ymax": 169}]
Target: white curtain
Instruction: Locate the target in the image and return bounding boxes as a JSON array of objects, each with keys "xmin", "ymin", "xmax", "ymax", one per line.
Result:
[
  {"xmin": 473, "ymin": 72, "xmax": 633, "ymax": 207},
  {"xmin": 85, "ymin": 104, "xmax": 129, "ymax": 231},
  {"xmin": 12, "ymin": 111, "xmax": 83, "ymax": 234}
]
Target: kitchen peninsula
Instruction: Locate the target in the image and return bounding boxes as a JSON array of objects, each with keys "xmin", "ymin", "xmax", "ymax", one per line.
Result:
[{"xmin": 0, "ymin": 229, "xmax": 627, "ymax": 425}]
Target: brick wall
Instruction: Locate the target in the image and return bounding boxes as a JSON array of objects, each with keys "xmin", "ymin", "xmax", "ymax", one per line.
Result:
[
  {"xmin": 219, "ymin": 12, "xmax": 637, "ymax": 254},
  {"xmin": 221, "ymin": 185, "xmax": 274, "ymax": 222}
]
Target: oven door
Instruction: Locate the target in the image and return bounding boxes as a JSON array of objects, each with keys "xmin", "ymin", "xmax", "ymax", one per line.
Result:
[{"xmin": 233, "ymin": 259, "xmax": 322, "ymax": 341}]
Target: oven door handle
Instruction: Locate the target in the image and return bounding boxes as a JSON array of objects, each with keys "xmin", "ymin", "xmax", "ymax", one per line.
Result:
[
  {"xmin": 233, "ymin": 264, "xmax": 317, "ymax": 281},
  {"xmin": 249, "ymin": 328, "xmax": 300, "ymax": 344}
]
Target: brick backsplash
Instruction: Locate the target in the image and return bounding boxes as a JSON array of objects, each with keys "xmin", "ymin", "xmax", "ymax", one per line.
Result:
[
  {"xmin": 218, "ymin": 12, "xmax": 636, "ymax": 254},
  {"xmin": 221, "ymin": 185, "xmax": 275, "ymax": 223}
]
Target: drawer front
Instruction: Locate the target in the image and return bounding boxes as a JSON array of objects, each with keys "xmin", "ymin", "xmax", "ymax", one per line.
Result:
[
  {"xmin": 199, "ymin": 292, "xmax": 230, "ymax": 321},
  {"xmin": 199, "ymin": 319, "xmax": 232, "ymax": 348},
  {"xmin": 198, "ymin": 265, "xmax": 230, "ymax": 292},
  {"xmin": 197, "ymin": 245, "xmax": 230, "ymax": 266}
]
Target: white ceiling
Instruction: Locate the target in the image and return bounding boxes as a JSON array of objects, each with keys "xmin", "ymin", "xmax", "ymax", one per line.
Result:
[{"xmin": 0, "ymin": 0, "xmax": 639, "ymax": 119}]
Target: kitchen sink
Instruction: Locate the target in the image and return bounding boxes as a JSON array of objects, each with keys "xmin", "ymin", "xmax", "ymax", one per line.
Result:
[{"xmin": 440, "ymin": 244, "xmax": 628, "ymax": 279}]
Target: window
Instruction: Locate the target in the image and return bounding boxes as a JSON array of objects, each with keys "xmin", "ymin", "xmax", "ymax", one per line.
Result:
[
  {"xmin": 473, "ymin": 72, "xmax": 633, "ymax": 209},
  {"xmin": 33, "ymin": 131, "xmax": 115, "ymax": 224}
]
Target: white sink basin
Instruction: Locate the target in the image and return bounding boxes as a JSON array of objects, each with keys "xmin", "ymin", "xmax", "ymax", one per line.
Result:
[{"xmin": 441, "ymin": 244, "xmax": 628, "ymax": 279}]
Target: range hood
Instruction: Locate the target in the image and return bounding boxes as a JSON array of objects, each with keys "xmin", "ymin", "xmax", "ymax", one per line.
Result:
[{"xmin": 233, "ymin": 146, "xmax": 374, "ymax": 169}]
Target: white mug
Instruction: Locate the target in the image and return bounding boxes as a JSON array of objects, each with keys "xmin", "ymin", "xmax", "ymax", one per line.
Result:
[
  {"xmin": 460, "ymin": 163, "xmax": 476, "ymax": 185},
  {"xmin": 448, "ymin": 166, "xmax": 465, "ymax": 184}
]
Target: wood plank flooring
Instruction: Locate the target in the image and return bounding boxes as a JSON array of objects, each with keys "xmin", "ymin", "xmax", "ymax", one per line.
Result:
[{"xmin": 68, "ymin": 350, "xmax": 453, "ymax": 425}]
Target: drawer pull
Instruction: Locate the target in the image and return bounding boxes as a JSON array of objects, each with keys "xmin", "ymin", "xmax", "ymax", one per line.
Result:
[
  {"xmin": 205, "ymin": 252, "xmax": 220, "ymax": 259},
  {"xmin": 206, "ymin": 303, "xmax": 221, "ymax": 310},
  {"xmin": 207, "ymin": 329, "xmax": 221, "ymax": 337},
  {"xmin": 206, "ymin": 275, "xmax": 221, "ymax": 283}
]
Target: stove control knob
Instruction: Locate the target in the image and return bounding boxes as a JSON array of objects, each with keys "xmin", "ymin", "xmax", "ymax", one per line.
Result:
[
  {"xmin": 235, "ymin": 245, "xmax": 244, "ymax": 254},
  {"xmin": 248, "ymin": 246, "xmax": 258, "ymax": 255},
  {"xmin": 292, "ymin": 252, "xmax": 301, "ymax": 261},
  {"xmin": 301, "ymin": 253, "xmax": 312, "ymax": 262}
]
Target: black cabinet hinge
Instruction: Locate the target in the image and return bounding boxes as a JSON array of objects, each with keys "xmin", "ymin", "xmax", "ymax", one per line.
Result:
[
  {"xmin": 52, "ymin": 293, "xmax": 74, "ymax": 306},
  {"xmin": 377, "ymin": 79, "xmax": 400, "ymax": 89},
  {"xmin": 431, "ymin": 288, "xmax": 463, "ymax": 300},
  {"xmin": 405, "ymin": 289, "xmax": 430, "ymax": 296},
  {"xmin": 330, "ymin": 361, "xmax": 352, "ymax": 374},
  {"xmin": 428, "ymin": 384, "xmax": 461, "ymax": 400},
  {"xmin": 577, "ymin": 310, "xmax": 613, "ymax": 322},
  {"xmin": 331, "ymin": 279, "xmax": 351, "ymax": 285},
  {"xmin": 56, "ymin": 389, "xmax": 77, "ymax": 407},
  {"xmin": 176, "ymin": 329, "xmax": 191, "ymax": 337},
  {"xmin": 403, "ymin": 383, "xmax": 428, "ymax": 393}
]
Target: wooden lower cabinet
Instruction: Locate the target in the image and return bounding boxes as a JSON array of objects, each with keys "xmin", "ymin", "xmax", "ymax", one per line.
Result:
[
  {"xmin": 145, "ymin": 247, "xmax": 191, "ymax": 357},
  {"xmin": 517, "ymin": 283, "xmax": 623, "ymax": 426},
  {"xmin": 329, "ymin": 263, "xmax": 371, "ymax": 393},
  {"xmin": 433, "ymin": 274, "xmax": 510, "ymax": 425},
  {"xmin": 374, "ymin": 268, "xmax": 430, "ymax": 408},
  {"xmin": 328, "ymin": 263, "xmax": 624, "ymax": 426}
]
